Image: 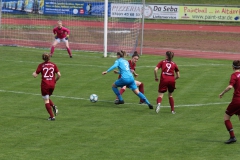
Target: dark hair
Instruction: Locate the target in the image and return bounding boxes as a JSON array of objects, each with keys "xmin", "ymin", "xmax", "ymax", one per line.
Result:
[
  {"xmin": 232, "ymin": 60, "xmax": 240, "ymax": 69},
  {"xmin": 117, "ymin": 50, "xmax": 126, "ymax": 57},
  {"xmin": 166, "ymin": 51, "xmax": 174, "ymax": 61},
  {"xmin": 42, "ymin": 53, "xmax": 50, "ymax": 62},
  {"xmin": 132, "ymin": 51, "xmax": 139, "ymax": 58}
]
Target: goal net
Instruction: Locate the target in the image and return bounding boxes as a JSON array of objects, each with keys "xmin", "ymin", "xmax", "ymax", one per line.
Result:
[{"xmin": 0, "ymin": 0, "xmax": 143, "ymax": 55}]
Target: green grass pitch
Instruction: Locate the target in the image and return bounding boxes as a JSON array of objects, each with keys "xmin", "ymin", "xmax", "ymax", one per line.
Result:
[{"xmin": 0, "ymin": 46, "xmax": 239, "ymax": 160}]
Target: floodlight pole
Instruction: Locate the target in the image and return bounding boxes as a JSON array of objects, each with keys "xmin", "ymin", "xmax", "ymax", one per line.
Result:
[{"xmin": 103, "ymin": 0, "xmax": 108, "ymax": 57}]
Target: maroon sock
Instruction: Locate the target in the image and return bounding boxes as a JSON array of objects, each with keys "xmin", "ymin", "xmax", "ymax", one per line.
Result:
[
  {"xmin": 225, "ymin": 120, "xmax": 235, "ymax": 137},
  {"xmin": 50, "ymin": 46, "xmax": 55, "ymax": 55},
  {"xmin": 119, "ymin": 88, "xmax": 125, "ymax": 95},
  {"xmin": 157, "ymin": 97, "xmax": 162, "ymax": 104},
  {"xmin": 66, "ymin": 47, "xmax": 72, "ymax": 56},
  {"xmin": 49, "ymin": 99, "xmax": 54, "ymax": 107},
  {"xmin": 139, "ymin": 83, "xmax": 144, "ymax": 94},
  {"xmin": 169, "ymin": 97, "xmax": 174, "ymax": 111},
  {"xmin": 139, "ymin": 83, "xmax": 145, "ymax": 103},
  {"xmin": 45, "ymin": 103, "xmax": 54, "ymax": 118}
]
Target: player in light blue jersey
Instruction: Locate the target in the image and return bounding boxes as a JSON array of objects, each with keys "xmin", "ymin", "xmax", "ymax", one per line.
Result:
[{"xmin": 102, "ymin": 50, "xmax": 153, "ymax": 109}]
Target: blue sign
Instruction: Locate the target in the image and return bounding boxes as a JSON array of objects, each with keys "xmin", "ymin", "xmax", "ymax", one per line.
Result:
[
  {"xmin": 44, "ymin": 0, "xmax": 110, "ymax": 16},
  {"xmin": 2, "ymin": 0, "xmax": 27, "ymax": 14}
]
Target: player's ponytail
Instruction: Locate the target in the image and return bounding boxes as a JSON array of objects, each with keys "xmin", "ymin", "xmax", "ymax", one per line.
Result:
[
  {"xmin": 166, "ymin": 51, "xmax": 174, "ymax": 61},
  {"xmin": 232, "ymin": 60, "xmax": 240, "ymax": 69},
  {"xmin": 42, "ymin": 53, "xmax": 50, "ymax": 62},
  {"xmin": 117, "ymin": 50, "xmax": 126, "ymax": 57},
  {"xmin": 132, "ymin": 51, "xmax": 139, "ymax": 58}
]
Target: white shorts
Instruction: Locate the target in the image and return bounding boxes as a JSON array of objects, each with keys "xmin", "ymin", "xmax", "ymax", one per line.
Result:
[{"xmin": 56, "ymin": 38, "xmax": 68, "ymax": 43}]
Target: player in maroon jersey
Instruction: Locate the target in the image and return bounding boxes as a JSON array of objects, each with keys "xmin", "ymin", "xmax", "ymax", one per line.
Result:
[
  {"xmin": 114, "ymin": 51, "xmax": 145, "ymax": 104},
  {"xmin": 50, "ymin": 20, "xmax": 72, "ymax": 58},
  {"xmin": 219, "ymin": 60, "xmax": 240, "ymax": 144},
  {"xmin": 154, "ymin": 51, "xmax": 180, "ymax": 114},
  {"xmin": 32, "ymin": 53, "xmax": 61, "ymax": 121}
]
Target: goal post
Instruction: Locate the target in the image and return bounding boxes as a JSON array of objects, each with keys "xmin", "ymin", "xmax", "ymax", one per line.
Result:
[{"xmin": 0, "ymin": 0, "xmax": 144, "ymax": 57}]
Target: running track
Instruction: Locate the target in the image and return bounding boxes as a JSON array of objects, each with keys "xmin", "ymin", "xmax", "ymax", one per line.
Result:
[{"xmin": 141, "ymin": 23, "xmax": 240, "ymax": 60}]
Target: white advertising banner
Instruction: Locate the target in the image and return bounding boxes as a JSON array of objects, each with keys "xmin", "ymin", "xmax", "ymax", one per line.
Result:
[
  {"xmin": 145, "ymin": 5, "xmax": 179, "ymax": 19},
  {"xmin": 111, "ymin": 3, "xmax": 142, "ymax": 18},
  {"xmin": 111, "ymin": 4, "xmax": 179, "ymax": 19}
]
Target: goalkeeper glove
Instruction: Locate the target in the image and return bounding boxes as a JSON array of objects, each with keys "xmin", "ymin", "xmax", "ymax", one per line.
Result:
[{"xmin": 65, "ymin": 35, "xmax": 69, "ymax": 40}]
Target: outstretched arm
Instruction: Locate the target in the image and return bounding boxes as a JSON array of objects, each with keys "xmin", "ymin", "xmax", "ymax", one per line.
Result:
[
  {"xmin": 219, "ymin": 85, "xmax": 233, "ymax": 98},
  {"xmin": 102, "ymin": 61, "xmax": 119, "ymax": 75}
]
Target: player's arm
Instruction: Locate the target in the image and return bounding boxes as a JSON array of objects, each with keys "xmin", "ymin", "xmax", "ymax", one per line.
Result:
[
  {"xmin": 32, "ymin": 71, "xmax": 38, "ymax": 78},
  {"xmin": 102, "ymin": 61, "xmax": 119, "ymax": 75},
  {"xmin": 154, "ymin": 67, "xmax": 159, "ymax": 81},
  {"xmin": 219, "ymin": 85, "xmax": 233, "ymax": 98},
  {"xmin": 65, "ymin": 28, "xmax": 70, "ymax": 40},
  {"xmin": 132, "ymin": 70, "xmax": 138, "ymax": 78},
  {"xmin": 175, "ymin": 71, "xmax": 180, "ymax": 80},
  {"xmin": 55, "ymin": 72, "xmax": 61, "ymax": 82},
  {"xmin": 53, "ymin": 29, "xmax": 58, "ymax": 39}
]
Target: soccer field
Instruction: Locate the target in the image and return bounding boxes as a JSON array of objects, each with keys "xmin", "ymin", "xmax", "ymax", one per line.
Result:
[{"xmin": 0, "ymin": 46, "xmax": 239, "ymax": 160}]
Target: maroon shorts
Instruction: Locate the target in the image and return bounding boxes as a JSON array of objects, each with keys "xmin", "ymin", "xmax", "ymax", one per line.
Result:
[
  {"xmin": 226, "ymin": 98, "xmax": 240, "ymax": 116},
  {"xmin": 158, "ymin": 80, "xmax": 176, "ymax": 93},
  {"xmin": 41, "ymin": 85, "xmax": 55, "ymax": 96}
]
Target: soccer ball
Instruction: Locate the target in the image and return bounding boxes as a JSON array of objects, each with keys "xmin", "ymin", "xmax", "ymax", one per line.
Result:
[{"xmin": 90, "ymin": 94, "xmax": 98, "ymax": 103}]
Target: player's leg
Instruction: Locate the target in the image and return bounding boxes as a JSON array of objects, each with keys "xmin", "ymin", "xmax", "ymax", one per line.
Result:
[
  {"xmin": 50, "ymin": 39, "xmax": 59, "ymax": 57},
  {"xmin": 168, "ymin": 81, "xmax": 176, "ymax": 114},
  {"xmin": 224, "ymin": 114, "xmax": 236, "ymax": 144},
  {"xmin": 115, "ymin": 86, "xmax": 126, "ymax": 102},
  {"xmin": 155, "ymin": 92, "xmax": 164, "ymax": 113},
  {"xmin": 112, "ymin": 79, "xmax": 124, "ymax": 104},
  {"xmin": 136, "ymin": 80, "xmax": 144, "ymax": 103},
  {"xmin": 129, "ymin": 80, "xmax": 153, "ymax": 109},
  {"xmin": 156, "ymin": 81, "xmax": 166, "ymax": 113},
  {"xmin": 49, "ymin": 88, "xmax": 58, "ymax": 116},
  {"xmin": 64, "ymin": 39, "xmax": 72, "ymax": 58},
  {"xmin": 168, "ymin": 92, "xmax": 175, "ymax": 114},
  {"xmin": 42, "ymin": 87, "xmax": 55, "ymax": 120},
  {"xmin": 224, "ymin": 103, "xmax": 237, "ymax": 144}
]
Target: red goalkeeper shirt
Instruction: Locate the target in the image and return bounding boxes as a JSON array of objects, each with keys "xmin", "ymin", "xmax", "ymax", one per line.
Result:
[{"xmin": 53, "ymin": 26, "xmax": 70, "ymax": 39}]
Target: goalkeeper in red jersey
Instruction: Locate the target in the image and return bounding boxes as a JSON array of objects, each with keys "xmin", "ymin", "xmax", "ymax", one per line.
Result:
[{"xmin": 50, "ymin": 20, "xmax": 72, "ymax": 58}]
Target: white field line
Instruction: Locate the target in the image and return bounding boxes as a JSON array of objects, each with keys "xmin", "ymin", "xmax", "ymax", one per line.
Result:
[{"xmin": 0, "ymin": 89, "xmax": 229, "ymax": 108}]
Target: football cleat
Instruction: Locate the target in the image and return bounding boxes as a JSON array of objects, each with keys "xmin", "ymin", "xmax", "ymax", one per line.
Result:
[
  {"xmin": 48, "ymin": 117, "xmax": 55, "ymax": 121},
  {"xmin": 115, "ymin": 100, "xmax": 124, "ymax": 105},
  {"xmin": 148, "ymin": 104, "xmax": 153, "ymax": 109},
  {"xmin": 155, "ymin": 104, "xmax": 161, "ymax": 113},
  {"xmin": 225, "ymin": 137, "xmax": 237, "ymax": 144},
  {"xmin": 171, "ymin": 111, "xmax": 176, "ymax": 114},
  {"xmin": 52, "ymin": 105, "xmax": 58, "ymax": 116}
]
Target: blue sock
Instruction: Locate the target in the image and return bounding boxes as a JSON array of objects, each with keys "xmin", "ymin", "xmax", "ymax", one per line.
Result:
[
  {"xmin": 112, "ymin": 87, "xmax": 123, "ymax": 101},
  {"xmin": 137, "ymin": 92, "xmax": 150, "ymax": 105}
]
